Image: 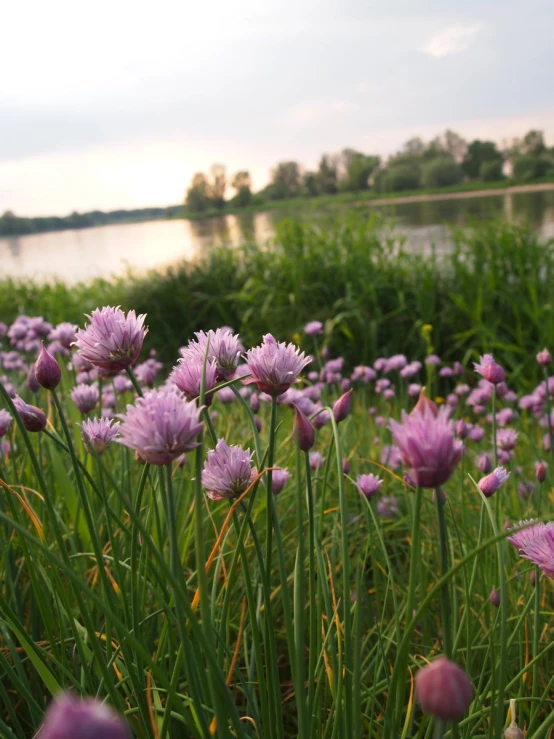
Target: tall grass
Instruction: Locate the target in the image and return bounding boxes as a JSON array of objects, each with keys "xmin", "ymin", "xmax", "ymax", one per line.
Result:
[{"xmin": 0, "ymin": 216, "xmax": 552, "ymax": 381}]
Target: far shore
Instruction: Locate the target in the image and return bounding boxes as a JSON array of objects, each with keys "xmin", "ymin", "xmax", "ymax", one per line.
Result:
[{"xmin": 362, "ymin": 181, "xmax": 554, "ymax": 208}]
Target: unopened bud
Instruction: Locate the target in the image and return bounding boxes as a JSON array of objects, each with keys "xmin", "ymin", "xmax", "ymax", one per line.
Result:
[
  {"xmin": 489, "ymin": 587, "xmax": 500, "ymax": 608},
  {"xmin": 504, "ymin": 698, "xmax": 524, "ymax": 739},
  {"xmin": 35, "ymin": 343, "xmax": 61, "ymax": 390},
  {"xmin": 535, "ymin": 461, "xmax": 547, "ymax": 483},
  {"xmin": 342, "ymin": 458, "xmax": 350, "ymax": 474},
  {"xmin": 415, "ymin": 656, "xmax": 473, "ymax": 721},
  {"xmin": 412, "ymin": 387, "xmax": 438, "ymax": 417},
  {"xmin": 13, "ymin": 396, "xmax": 47, "ymax": 432},
  {"xmin": 332, "ymin": 388, "xmax": 353, "ymax": 423},
  {"xmin": 294, "ymin": 405, "xmax": 315, "ymax": 452}
]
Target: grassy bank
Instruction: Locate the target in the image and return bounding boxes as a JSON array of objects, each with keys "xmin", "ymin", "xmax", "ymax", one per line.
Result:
[{"xmin": 1, "ymin": 215, "xmax": 553, "ymax": 382}]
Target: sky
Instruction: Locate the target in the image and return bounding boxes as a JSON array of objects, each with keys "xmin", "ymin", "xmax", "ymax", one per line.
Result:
[{"xmin": 2, "ymin": 0, "xmax": 554, "ymax": 216}]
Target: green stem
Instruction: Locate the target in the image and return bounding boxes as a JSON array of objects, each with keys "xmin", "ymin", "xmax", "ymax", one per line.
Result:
[
  {"xmin": 265, "ymin": 397, "xmax": 278, "ymax": 581},
  {"xmin": 125, "ymin": 365, "xmax": 144, "ymax": 397},
  {"xmin": 544, "ymin": 366, "xmax": 554, "ymax": 461},
  {"xmin": 434, "ymin": 488, "xmax": 452, "ymax": 658}
]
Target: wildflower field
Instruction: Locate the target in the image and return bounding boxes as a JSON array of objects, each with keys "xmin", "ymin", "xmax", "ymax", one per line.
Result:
[{"xmin": 0, "ymin": 217, "xmax": 554, "ymax": 738}]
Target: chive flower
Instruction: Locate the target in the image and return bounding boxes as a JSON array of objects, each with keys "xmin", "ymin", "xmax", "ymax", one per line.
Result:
[
  {"xmin": 73, "ymin": 306, "xmax": 147, "ymax": 373},
  {"xmin": 245, "ymin": 334, "xmax": 311, "ymax": 397},
  {"xmin": 201, "ymin": 439, "xmax": 254, "ymax": 500}
]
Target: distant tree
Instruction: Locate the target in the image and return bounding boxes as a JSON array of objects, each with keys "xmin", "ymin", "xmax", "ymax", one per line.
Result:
[
  {"xmin": 513, "ymin": 155, "xmax": 554, "ymax": 182},
  {"xmin": 208, "ymin": 164, "xmax": 226, "ymax": 210},
  {"xmin": 339, "ymin": 149, "xmax": 380, "ymax": 192},
  {"xmin": 231, "ymin": 171, "xmax": 252, "ymax": 208},
  {"xmin": 317, "ymin": 155, "xmax": 338, "ymax": 194},
  {"xmin": 421, "ymin": 158, "xmax": 463, "ymax": 188},
  {"xmin": 521, "ymin": 130, "xmax": 546, "ymax": 156},
  {"xmin": 185, "ymin": 173, "xmax": 211, "ymax": 213},
  {"xmin": 462, "ymin": 140, "xmax": 503, "ymax": 180},
  {"xmin": 439, "ymin": 130, "xmax": 468, "ymax": 162},
  {"xmin": 402, "ymin": 137, "xmax": 426, "ymax": 157},
  {"xmin": 479, "ymin": 160, "xmax": 504, "ymax": 182},
  {"xmin": 270, "ymin": 161, "xmax": 302, "ymax": 199},
  {"xmin": 381, "ymin": 165, "xmax": 420, "ymax": 192},
  {"xmin": 303, "ymin": 171, "xmax": 320, "ymax": 197}
]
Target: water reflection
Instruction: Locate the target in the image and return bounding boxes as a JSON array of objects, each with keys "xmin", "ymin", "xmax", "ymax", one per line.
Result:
[{"xmin": 0, "ymin": 191, "xmax": 553, "ymax": 284}]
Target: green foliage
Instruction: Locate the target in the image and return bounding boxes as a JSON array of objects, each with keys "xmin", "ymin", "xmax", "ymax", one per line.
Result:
[
  {"xmin": 513, "ymin": 154, "xmax": 554, "ymax": 183},
  {"xmin": 421, "ymin": 157, "xmax": 463, "ymax": 188},
  {"xmin": 0, "ymin": 217, "xmax": 552, "ymax": 385},
  {"xmin": 462, "ymin": 140, "xmax": 503, "ymax": 179},
  {"xmin": 317, "ymin": 155, "xmax": 338, "ymax": 195},
  {"xmin": 340, "ymin": 150, "xmax": 380, "ymax": 192},
  {"xmin": 380, "ymin": 165, "xmax": 420, "ymax": 192},
  {"xmin": 270, "ymin": 161, "xmax": 302, "ymax": 199},
  {"xmin": 480, "ymin": 159, "xmax": 504, "ymax": 182}
]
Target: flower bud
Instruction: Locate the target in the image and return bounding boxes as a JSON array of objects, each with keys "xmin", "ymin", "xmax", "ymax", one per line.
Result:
[
  {"xmin": 412, "ymin": 388, "xmax": 438, "ymax": 417},
  {"xmin": 535, "ymin": 461, "xmax": 547, "ymax": 483},
  {"xmin": 332, "ymin": 388, "xmax": 353, "ymax": 423},
  {"xmin": 478, "ymin": 467, "xmax": 510, "ymax": 497},
  {"xmin": 26, "ymin": 363, "xmax": 41, "ymax": 393},
  {"xmin": 342, "ymin": 457, "xmax": 350, "ymax": 474},
  {"xmin": 271, "ymin": 468, "xmax": 290, "ymax": 495},
  {"xmin": 294, "ymin": 405, "xmax": 315, "ymax": 452},
  {"xmin": 415, "ymin": 656, "xmax": 473, "ymax": 721},
  {"xmin": 403, "ymin": 472, "xmax": 416, "ymax": 488},
  {"xmin": 13, "ymin": 396, "xmax": 47, "ymax": 432},
  {"xmin": 489, "ymin": 587, "xmax": 500, "ymax": 608},
  {"xmin": 505, "ymin": 698, "xmax": 524, "ymax": 739},
  {"xmin": 537, "ymin": 348, "xmax": 552, "ymax": 367},
  {"xmin": 35, "ymin": 343, "xmax": 61, "ymax": 390},
  {"xmin": 38, "ymin": 692, "xmax": 131, "ymax": 739}
]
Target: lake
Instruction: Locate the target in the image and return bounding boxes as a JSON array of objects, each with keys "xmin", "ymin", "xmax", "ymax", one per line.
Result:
[{"xmin": 2, "ymin": 189, "xmax": 554, "ymax": 284}]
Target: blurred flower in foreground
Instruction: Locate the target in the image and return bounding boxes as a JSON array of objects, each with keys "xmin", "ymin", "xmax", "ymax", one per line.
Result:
[
  {"xmin": 37, "ymin": 692, "xmax": 131, "ymax": 738},
  {"xmin": 202, "ymin": 439, "xmax": 254, "ymax": 500},
  {"xmin": 272, "ymin": 467, "xmax": 290, "ymax": 495},
  {"xmin": 245, "ymin": 334, "xmax": 311, "ymax": 397},
  {"xmin": 117, "ymin": 390, "xmax": 202, "ymax": 465},
  {"xmin": 81, "ymin": 418, "xmax": 121, "ymax": 455},
  {"xmin": 415, "ymin": 656, "xmax": 473, "ymax": 721},
  {"xmin": 309, "ymin": 451, "xmax": 325, "ymax": 471},
  {"xmin": 0, "ymin": 409, "xmax": 12, "ymax": 437},
  {"xmin": 74, "ymin": 306, "xmax": 147, "ymax": 373},
  {"xmin": 389, "ymin": 404, "xmax": 463, "ymax": 488}
]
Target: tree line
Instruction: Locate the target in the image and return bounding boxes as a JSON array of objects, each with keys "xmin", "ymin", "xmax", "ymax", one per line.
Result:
[
  {"xmin": 184, "ymin": 128, "xmax": 554, "ymax": 212},
  {"xmin": 1, "ymin": 128, "xmax": 553, "ymax": 236}
]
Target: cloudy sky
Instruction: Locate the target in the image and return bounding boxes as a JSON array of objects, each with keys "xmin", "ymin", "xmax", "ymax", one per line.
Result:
[{"xmin": 2, "ymin": 0, "xmax": 553, "ymax": 216}]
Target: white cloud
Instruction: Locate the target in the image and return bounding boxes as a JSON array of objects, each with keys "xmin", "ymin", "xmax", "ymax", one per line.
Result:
[{"xmin": 422, "ymin": 23, "xmax": 483, "ymax": 58}]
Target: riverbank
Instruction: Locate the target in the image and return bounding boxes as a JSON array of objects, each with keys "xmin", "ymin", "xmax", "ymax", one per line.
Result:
[{"xmin": 3, "ymin": 178, "xmax": 554, "ymax": 238}]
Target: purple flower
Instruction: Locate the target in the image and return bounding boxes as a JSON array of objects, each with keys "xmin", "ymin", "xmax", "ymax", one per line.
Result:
[
  {"xmin": 508, "ymin": 521, "xmax": 554, "ymax": 578},
  {"xmin": 217, "ymin": 386, "xmax": 236, "ymax": 404},
  {"xmin": 439, "ymin": 367, "xmax": 454, "ymax": 378},
  {"xmin": 496, "ymin": 428, "xmax": 518, "ymax": 452},
  {"xmin": 37, "ymin": 692, "xmax": 131, "ymax": 739},
  {"xmin": 408, "ymin": 383, "xmax": 422, "ymax": 397},
  {"xmin": 537, "ymin": 348, "xmax": 552, "ymax": 367},
  {"xmin": 467, "ymin": 426, "xmax": 485, "ymax": 442},
  {"xmin": 180, "ymin": 328, "xmax": 242, "ymax": 380},
  {"xmin": 0, "ymin": 409, "xmax": 12, "ymax": 437},
  {"xmin": 415, "ymin": 657, "xmax": 473, "ymax": 721},
  {"xmin": 81, "ymin": 418, "xmax": 121, "ymax": 455},
  {"xmin": 74, "ymin": 306, "xmax": 147, "ymax": 373},
  {"xmin": 49, "ymin": 322, "xmax": 78, "ymax": 350},
  {"xmin": 134, "ymin": 358, "xmax": 163, "ymax": 388},
  {"xmin": 389, "ymin": 405, "xmax": 463, "ymax": 488},
  {"xmin": 384, "ymin": 354, "xmax": 407, "ymax": 372},
  {"xmin": 112, "ymin": 375, "xmax": 133, "ymax": 394},
  {"xmin": 309, "ymin": 451, "xmax": 325, "ymax": 470},
  {"xmin": 71, "ymin": 384, "xmax": 100, "ymax": 414},
  {"xmin": 478, "ymin": 467, "xmax": 510, "ymax": 497},
  {"xmin": 377, "ymin": 496, "xmax": 399, "ymax": 518},
  {"xmin": 117, "ymin": 390, "xmax": 202, "ymax": 465},
  {"xmin": 202, "ymin": 439, "xmax": 254, "ymax": 500},
  {"xmin": 356, "ymin": 473, "xmax": 383, "ymax": 498},
  {"xmin": 400, "ymin": 361, "xmax": 422, "ymax": 379},
  {"xmin": 272, "ymin": 467, "xmax": 290, "ymax": 495},
  {"xmin": 489, "ymin": 587, "xmax": 500, "ymax": 608},
  {"xmin": 477, "ymin": 454, "xmax": 492, "ymax": 474},
  {"xmin": 35, "ymin": 343, "xmax": 62, "ymax": 390},
  {"xmin": 13, "ymin": 396, "xmax": 47, "ymax": 432},
  {"xmin": 245, "ymin": 334, "xmax": 311, "ymax": 397},
  {"xmin": 425, "ymin": 354, "xmax": 441, "ymax": 366},
  {"xmin": 351, "ymin": 365, "xmax": 376, "ymax": 383},
  {"xmin": 304, "ymin": 321, "xmax": 323, "ymax": 336},
  {"xmin": 474, "ymin": 354, "xmax": 506, "ymax": 385},
  {"xmin": 170, "ymin": 359, "xmax": 218, "ymax": 405}
]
